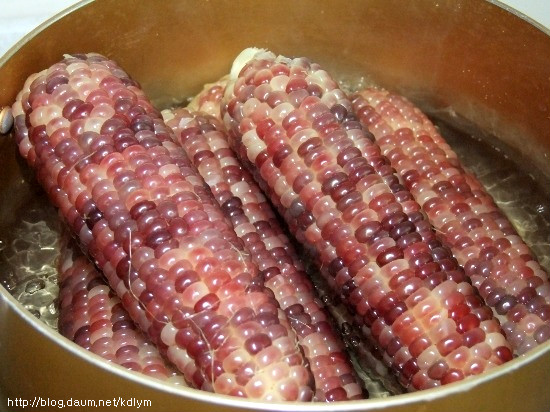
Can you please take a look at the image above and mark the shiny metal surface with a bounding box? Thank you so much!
[0,1,549,411]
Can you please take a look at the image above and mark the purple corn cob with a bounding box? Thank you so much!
[12,53,314,401]
[189,80,404,395]
[352,88,550,354]
[221,48,512,390]
[58,242,186,385]
[163,98,365,401]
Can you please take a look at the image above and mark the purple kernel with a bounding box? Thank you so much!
[381,211,408,231]
[321,172,348,195]
[330,104,348,122]
[168,217,188,237]
[272,144,292,167]
[397,232,423,249]
[131,115,154,132]
[289,199,306,218]
[62,99,84,119]
[129,200,156,220]
[486,287,506,307]
[402,358,419,380]
[297,211,314,230]
[194,293,220,312]
[112,320,135,332]
[385,302,407,324]
[355,221,382,243]
[46,75,69,94]
[85,206,104,229]
[145,228,171,248]
[244,333,271,355]
[342,120,362,130]
[386,338,402,356]
[256,312,279,327]
[463,328,485,347]
[341,279,357,298]
[102,119,128,136]
[517,287,537,304]
[328,257,344,276]
[441,369,464,385]
[73,325,91,349]
[174,270,199,293]
[534,324,550,344]
[336,146,362,168]
[389,221,416,240]
[428,360,449,380]
[285,303,304,316]
[115,344,139,358]
[69,102,93,121]
[325,387,348,402]
[114,98,134,114]
[231,307,255,326]
[115,258,130,279]
[535,304,550,321]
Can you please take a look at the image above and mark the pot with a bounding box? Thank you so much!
[0,1,549,411]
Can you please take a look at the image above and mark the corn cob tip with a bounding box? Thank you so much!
[230,47,272,79]
[160,109,175,122]
[187,76,229,114]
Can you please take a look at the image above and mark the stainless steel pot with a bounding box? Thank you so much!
[1,1,549,411]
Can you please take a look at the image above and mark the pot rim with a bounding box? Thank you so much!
[488,0,550,34]
[2,289,550,409]
[0,0,549,78]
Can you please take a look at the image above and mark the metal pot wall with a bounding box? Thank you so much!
[0,1,549,411]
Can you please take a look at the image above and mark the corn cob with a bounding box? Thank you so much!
[12,53,314,401]
[352,88,550,355]
[189,80,402,396]
[222,48,512,390]
[189,80,406,395]
[58,241,186,385]
[163,99,365,400]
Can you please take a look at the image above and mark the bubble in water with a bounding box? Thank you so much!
[12,238,32,253]
[23,208,51,225]
[0,265,16,291]
[24,305,41,319]
[0,197,62,331]
[47,301,58,316]
[25,278,46,295]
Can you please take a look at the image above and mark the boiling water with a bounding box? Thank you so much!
[0,198,62,330]
[0,116,549,396]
